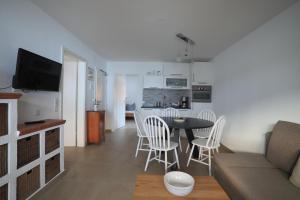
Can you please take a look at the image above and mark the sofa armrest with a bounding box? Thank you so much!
[265,132,272,156]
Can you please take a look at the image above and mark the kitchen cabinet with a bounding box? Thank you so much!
[164,76,190,89]
[163,63,190,77]
[178,109,193,117]
[191,62,214,85]
[140,108,193,118]
[143,75,163,89]
[140,108,162,117]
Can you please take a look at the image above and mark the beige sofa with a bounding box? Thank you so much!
[213,121,300,200]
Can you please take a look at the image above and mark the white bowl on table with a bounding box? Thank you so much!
[164,171,195,196]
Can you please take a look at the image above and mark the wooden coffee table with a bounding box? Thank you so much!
[134,174,229,200]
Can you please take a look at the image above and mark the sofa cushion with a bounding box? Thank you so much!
[213,153,275,168]
[267,121,300,174]
[290,156,300,188]
[218,166,300,200]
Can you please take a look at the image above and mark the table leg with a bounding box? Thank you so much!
[171,128,180,170]
[185,129,199,158]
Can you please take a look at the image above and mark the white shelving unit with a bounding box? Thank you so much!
[0,93,65,200]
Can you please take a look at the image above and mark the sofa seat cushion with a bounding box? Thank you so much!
[220,166,300,200]
[213,153,275,168]
[267,121,300,174]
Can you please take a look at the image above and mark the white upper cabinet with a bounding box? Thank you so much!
[163,63,190,77]
[191,62,214,85]
[143,75,163,89]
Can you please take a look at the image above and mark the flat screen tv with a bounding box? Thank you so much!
[12,48,62,91]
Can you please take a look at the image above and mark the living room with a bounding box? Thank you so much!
[0,0,300,200]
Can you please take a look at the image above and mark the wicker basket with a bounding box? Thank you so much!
[45,128,60,154]
[0,184,8,200]
[0,103,8,136]
[17,165,40,200]
[0,144,8,177]
[17,135,40,169]
[45,154,60,183]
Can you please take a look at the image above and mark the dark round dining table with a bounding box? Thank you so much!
[161,117,214,169]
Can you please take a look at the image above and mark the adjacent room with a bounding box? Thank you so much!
[0,0,300,200]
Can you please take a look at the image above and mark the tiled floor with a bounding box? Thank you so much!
[32,121,224,200]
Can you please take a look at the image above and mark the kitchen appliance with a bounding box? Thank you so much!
[192,85,212,102]
[164,76,189,89]
[180,96,189,108]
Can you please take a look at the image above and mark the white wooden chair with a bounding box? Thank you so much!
[160,107,182,152]
[161,107,180,118]
[134,110,149,157]
[143,115,180,173]
[186,116,226,175]
[185,109,217,153]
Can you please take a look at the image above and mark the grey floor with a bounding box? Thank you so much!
[32,120,221,200]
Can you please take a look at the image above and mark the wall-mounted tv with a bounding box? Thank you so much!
[12,48,62,92]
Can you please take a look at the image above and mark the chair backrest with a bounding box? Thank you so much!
[197,109,217,122]
[143,115,171,149]
[134,110,146,137]
[206,116,226,148]
[161,107,180,118]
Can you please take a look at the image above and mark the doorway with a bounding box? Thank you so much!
[113,75,126,129]
[125,75,140,124]
[62,50,87,147]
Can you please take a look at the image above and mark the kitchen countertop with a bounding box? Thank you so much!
[141,106,191,110]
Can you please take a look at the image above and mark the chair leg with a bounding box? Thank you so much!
[200,147,203,159]
[185,144,189,153]
[165,151,168,173]
[178,136,182,152]
[159,151,162,163]
[174,149,180,169]
[187,144,195,167]
[208,149,212,176]
[135,137,141,158]
[140,138,144,148]
[144,149,152,172]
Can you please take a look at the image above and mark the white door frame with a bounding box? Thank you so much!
[61,48,87,147]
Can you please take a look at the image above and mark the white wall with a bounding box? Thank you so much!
[212,1,300,153]
[125,75,140,105]
[0,0,106,123]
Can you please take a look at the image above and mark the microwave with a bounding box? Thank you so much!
[164,76,189,89]
[192,85,212,102]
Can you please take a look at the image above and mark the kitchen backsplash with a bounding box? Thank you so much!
[143,88,191,107]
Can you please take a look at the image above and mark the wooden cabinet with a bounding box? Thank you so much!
[0,93,65,200]
[191,62,214,85]
[87,111,105,144]
[163,63,190,77]
[0,103,8,137]
[143,75,163,89]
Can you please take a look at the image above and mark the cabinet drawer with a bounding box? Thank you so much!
[17,135,40,169]
[0,144,8,177]
[0,103,8,136]
[0,184,8,200]
[17,165,40,200]
[45,128,60,154]
[45,154,60,183]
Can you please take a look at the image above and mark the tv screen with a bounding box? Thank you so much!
[12,48,62,91]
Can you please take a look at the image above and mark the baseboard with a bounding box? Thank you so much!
[220,143,234,153]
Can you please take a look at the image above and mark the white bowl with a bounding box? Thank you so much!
[164,171,195,196]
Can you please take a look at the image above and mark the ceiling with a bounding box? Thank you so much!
[31,0,298,61]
